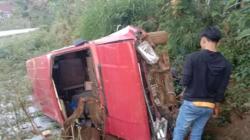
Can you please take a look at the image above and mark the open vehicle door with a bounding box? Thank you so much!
[26,55,65,124]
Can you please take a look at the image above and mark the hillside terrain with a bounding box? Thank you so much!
[0,0,250,139]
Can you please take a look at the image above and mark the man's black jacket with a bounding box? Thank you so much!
[182,49,232,103]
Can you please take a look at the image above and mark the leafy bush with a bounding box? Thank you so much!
[160,0,250,110]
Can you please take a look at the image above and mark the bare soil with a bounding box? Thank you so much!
[207,112,250,140]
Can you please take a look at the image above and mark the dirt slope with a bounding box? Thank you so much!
[208,112,250,140]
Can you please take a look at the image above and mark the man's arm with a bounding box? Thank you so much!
[215,63,232,102]
[181,54,193,86]
[213,63,232,118]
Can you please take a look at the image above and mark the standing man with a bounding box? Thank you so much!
[173,26,232,140]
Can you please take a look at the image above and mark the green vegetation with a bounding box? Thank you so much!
[78,0,250,118]
[0,31,61,139]
[79,0,162,39]
[0,0,250,138]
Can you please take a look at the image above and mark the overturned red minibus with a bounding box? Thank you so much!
[26,26,177,140]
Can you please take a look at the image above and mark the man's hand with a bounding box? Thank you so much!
[213,103,220,118]
[176,88,185,101]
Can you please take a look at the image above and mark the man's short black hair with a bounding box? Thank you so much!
[200,26,222,43]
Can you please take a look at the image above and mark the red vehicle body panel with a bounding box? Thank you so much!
[26,26,151,140]
[96,41,150,140]
[26,55,65,124]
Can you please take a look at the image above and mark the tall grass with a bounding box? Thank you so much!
[0,30,61,139]
[79,0,164,39]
